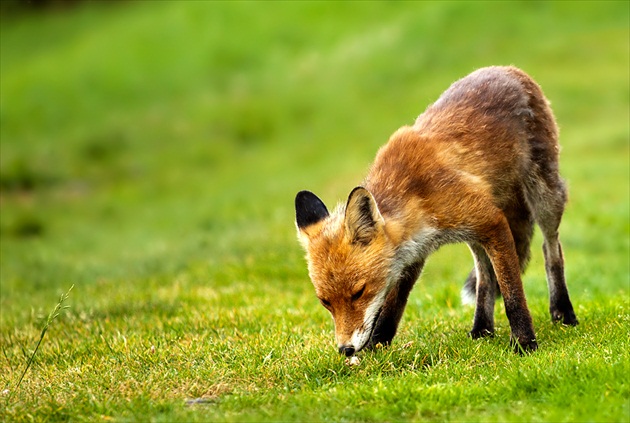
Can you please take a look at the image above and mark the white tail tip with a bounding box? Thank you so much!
[461,288,476,306]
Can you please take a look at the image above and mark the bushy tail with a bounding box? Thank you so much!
[461,270,477,306]
[461,269,502,306]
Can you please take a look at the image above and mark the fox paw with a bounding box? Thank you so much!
[551,309,579,326]
[469,328,495,339]
[511,337,538,355]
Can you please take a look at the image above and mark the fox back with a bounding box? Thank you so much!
[295,66,577,357]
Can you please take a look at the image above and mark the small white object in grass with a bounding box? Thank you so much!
[345,356,360,366]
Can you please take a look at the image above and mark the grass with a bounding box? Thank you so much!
[1,1,629,421]
[9,285,73,401]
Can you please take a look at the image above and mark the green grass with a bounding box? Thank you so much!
[1,1,628,421]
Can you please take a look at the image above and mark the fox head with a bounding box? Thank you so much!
[295,187,399,356]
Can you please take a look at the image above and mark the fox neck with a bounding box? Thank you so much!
[374,199,437,290]
[361,198,436,349]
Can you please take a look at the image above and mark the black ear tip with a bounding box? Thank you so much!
[295,190,329,229]
[295,190,315,203]
[295,190,322,209]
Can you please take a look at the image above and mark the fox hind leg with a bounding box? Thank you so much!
[467,243,498,339]
[528,177,578,326]
[463,193,534,311]
[466,194,536,342]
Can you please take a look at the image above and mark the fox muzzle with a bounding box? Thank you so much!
[338,345,356,357]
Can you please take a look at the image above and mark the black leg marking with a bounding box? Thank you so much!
[368,261,423,348]
[544,242,578,325]
[468,243,497,339]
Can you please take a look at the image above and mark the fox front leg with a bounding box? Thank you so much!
[368,261,423,348]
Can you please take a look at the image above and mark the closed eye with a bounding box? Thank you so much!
[319,298,331,308]
[351,285,365,302]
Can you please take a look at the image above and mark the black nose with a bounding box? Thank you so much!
[338,345,355,357]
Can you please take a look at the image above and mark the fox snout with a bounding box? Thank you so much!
[335,303,385,355]
[338,345,355,357]
[334,326,371,357]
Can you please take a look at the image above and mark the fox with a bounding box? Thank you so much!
[294,66,578,357]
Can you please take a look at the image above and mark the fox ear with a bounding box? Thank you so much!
[345,187,384,245]
[295,190,329,231]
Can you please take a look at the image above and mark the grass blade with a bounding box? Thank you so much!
[9,285,74,399]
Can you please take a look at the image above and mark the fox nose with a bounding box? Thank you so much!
[338,345,355,357]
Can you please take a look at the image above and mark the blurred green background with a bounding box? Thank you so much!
[1,0,628,321]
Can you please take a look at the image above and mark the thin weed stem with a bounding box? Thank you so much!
[7,285,74,401]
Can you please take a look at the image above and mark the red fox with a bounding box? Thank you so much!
[295,66,578,356]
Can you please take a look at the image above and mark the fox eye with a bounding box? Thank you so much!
[319,298,331,308]
[351,285,366,302]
